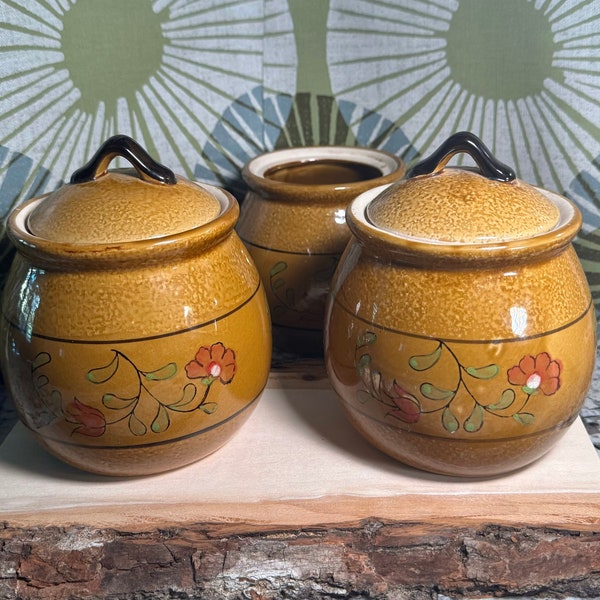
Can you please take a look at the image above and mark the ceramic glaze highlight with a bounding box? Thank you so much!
[324,132,596,477]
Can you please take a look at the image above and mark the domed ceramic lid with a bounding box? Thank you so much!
[26,135,221,244]
[366,132,561,244]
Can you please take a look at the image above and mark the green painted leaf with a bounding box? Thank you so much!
[513,412,535,425]
[409,345,442,371]
[87,353,119,384]
[464,404,485,432]
[49,390,62,408]
[272,277,285,290]
[32,352,51,371]
[144,362,177,381]
[200,402,218,414]
[442,407,459,433]
[102,394,136,410]
[168,383,198,410]
[128,413,147,436]
[270,261,287,277]
[356,353,371,375]
[35,374,49,389]
[356,332,377,347]
[151,405,170,433]
[420,383,454,401]
[466,364,499,380]
[488,389,516,410]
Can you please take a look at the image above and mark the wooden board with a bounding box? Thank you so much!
[1,366,600,599]
[1,369,599,530]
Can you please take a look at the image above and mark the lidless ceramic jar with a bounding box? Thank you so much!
[0,136,272,476]
[238,146,405,356]
[325,131,596,477]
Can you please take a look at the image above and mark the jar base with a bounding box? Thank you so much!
[340,398,576,478]
[29,402,259,477]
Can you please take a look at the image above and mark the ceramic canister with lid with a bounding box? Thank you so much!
[324,131,596,477]
[0,135,272,476]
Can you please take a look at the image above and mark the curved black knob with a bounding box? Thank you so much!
[70,135,177,185]
[406,131,516,182]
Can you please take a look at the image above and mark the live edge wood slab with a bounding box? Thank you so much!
[1,357,600,600]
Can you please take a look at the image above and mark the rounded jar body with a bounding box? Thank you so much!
[238,146,404,356]
[326,237,595,477]
[325,133,596,477]
[1,183,271,476]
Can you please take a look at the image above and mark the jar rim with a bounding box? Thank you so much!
[7,183,239,268]
[242,146,405,200]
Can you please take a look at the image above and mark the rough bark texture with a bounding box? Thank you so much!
[1,520,600,600]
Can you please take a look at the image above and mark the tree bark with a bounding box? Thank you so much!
[2,520,600,600]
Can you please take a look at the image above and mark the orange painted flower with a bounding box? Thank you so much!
[185,342,236,384]
[507,352,561,396]
[389,383,421,424]
[64,398,106,437]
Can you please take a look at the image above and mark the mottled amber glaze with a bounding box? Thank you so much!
[238,146,405,356]
[1,182,271,476]
[367,169,561,243]
[325,180,596,478]
[27,170,222,244]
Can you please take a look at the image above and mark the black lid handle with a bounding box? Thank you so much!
[70,135,177,185]
[406,131,516,182]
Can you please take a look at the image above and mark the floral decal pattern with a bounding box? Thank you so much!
[507,353,561,397]
[64,398,107,438]
[29,342,236,439]
[268,258,338,322]
[185,342,237,385]
[355,332,562,434]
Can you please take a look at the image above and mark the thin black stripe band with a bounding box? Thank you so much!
[4,281,263,345]
[32,390,262,451]
[333,296,594,344]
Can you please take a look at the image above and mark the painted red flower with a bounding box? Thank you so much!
[185,342,236,384]
[388,383,421,424]
[507,352,561,396]
[64,398,106,437]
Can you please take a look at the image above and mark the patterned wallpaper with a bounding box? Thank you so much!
[1,0,600,306]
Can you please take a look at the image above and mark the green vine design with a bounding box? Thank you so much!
[269,258,338,319]
[87,350,212,436]
[408,340,531,433]
[355,332,561,434]
[29,352,63,428]
[26,343,235,439]
[269,261,297,318]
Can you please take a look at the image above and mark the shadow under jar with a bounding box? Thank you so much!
[238,146,405,357]
[324,131,596,478]
[0,136,272,476]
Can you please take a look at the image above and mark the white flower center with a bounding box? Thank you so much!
[526,372,541,389]
[209,362,221,378]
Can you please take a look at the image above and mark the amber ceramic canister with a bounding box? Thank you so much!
[238,146,405,356]
[324,131,596,478]
[0,135,272,476]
